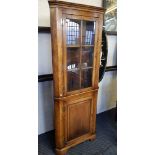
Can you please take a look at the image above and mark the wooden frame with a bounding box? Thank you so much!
[48,1,105,155]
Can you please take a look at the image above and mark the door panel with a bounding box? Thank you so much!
[65,98,93,142]
[82,20,95,46]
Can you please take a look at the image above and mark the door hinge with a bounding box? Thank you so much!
[61,18,65,26]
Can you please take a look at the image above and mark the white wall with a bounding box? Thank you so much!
[38,0,117,135]
[38,33,53,134]
[38,0,103,27]
[38,0,50,27]
[38,81,54,134]
[38,33,52,75]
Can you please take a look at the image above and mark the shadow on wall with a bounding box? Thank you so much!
[38,81,54,135]
[112,38,117,66]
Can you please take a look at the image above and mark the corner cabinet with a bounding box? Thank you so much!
[48,1,105,155]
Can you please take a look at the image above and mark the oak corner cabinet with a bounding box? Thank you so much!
[48,1,105,154]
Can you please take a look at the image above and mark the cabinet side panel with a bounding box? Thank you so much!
[50,7,63,97]
[92,91,98,134]
[93,15,103,88]
[54,100,65,148]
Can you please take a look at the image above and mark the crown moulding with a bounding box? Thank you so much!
[48,0,106,13]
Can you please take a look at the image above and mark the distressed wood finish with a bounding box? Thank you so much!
[48,1,105,155]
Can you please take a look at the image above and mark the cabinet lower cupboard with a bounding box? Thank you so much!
[48,1,105,154]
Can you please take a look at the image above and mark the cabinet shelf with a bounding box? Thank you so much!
[67,45,80,48]
[67,45,94,48]
[81,66,93,70]
[67,66,93,72]
[67,68,80,72]
[82,45,94,47]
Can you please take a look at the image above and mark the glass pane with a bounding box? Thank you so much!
[66,19,81,92]
[81,68,92,88]
[82,21,95,45]
[66,19,95,91]
[66,19,81,45]
[67,70,80,91]
[81,47,93,68]
[67,47,80,70]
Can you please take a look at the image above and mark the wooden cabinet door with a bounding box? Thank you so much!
[64,96,94,144]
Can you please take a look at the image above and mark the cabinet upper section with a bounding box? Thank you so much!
[49,1,105,97]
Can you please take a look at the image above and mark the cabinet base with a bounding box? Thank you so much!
[55,134,96,155]
[89,136,96,141]
[55,148,67,155]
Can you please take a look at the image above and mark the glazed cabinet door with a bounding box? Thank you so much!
[62,15,100,95]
